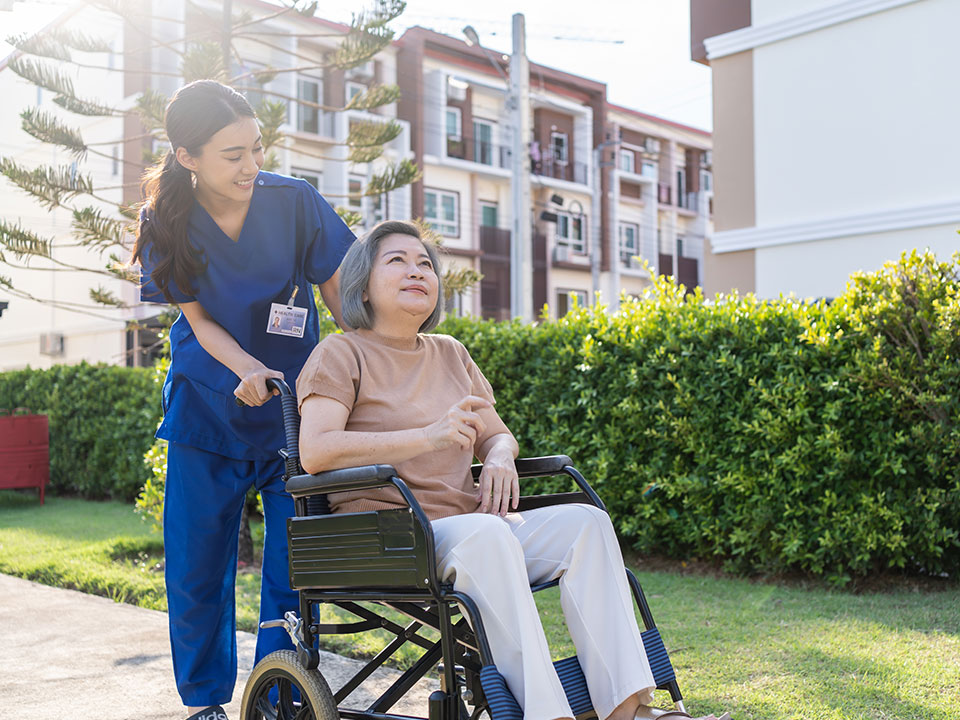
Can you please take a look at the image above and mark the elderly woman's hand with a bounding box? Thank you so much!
[477,444,520,516]
[424,395,491,451]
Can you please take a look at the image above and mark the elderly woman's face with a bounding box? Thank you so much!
[364,233,439,324]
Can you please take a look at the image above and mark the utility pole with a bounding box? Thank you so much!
[222,0,233,75]
[509,13,532,323]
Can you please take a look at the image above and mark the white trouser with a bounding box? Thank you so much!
[432,503,656,720]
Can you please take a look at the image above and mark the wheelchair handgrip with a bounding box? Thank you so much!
[233,377,294,406]
[285,464,404,499]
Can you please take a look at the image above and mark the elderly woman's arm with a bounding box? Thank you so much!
[299,394,493,474]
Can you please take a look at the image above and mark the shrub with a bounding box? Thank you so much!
[439,250,960,583]
[0,362,162,500]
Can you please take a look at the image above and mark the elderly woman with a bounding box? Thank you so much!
[296,221,727,720]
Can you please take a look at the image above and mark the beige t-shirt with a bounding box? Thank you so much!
[296,329,513,520]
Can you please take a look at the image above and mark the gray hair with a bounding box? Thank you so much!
[340,220,445,333]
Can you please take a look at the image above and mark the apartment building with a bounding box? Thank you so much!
[607,104,713,299]
[397,26,714,320]
[691,0,959,298]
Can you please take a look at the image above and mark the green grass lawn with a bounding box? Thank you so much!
[2,491,958,719]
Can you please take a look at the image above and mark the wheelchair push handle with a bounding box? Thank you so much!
[234,378,302,477]
[233,377,292,407]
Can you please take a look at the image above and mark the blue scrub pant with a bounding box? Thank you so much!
[164,441,299,707]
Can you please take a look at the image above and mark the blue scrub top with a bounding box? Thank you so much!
[139,171,355,460]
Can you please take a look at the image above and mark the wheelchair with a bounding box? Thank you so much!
[240,379,686,720]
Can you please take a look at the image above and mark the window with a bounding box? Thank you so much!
[348,175,364,210]
[370,192,385,226]
[551,132,568,165]
[424,188,459,237]
[618,222,639,266]
[445,107,462,141]
[556,211,585,254]
[480,202,498,228]
[473,119,494,166]
[619,149,635,174]
[297,76,321,134]
[346,80,366,105]
[700,169,713,192]
[676,168,687,208]
[641,160,657,179]
[111,146,119,177]
[556,289,588,317]
[239,62,267,111]
[292,169,321,190]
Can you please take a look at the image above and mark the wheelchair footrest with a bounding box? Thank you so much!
[479,656,596,720]
[641,627,677,688]
[478,634,677,720]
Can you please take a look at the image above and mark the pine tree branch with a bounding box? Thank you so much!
[52,93,119,117]
[181,42,227,83]
[71,207,130,254]
[345,83,401,112]
[366,159,421,195]
[0,219,52,261]
[21,108,87,158]
[0,219,122,279]
[347,118,403,148]
[8,56,75,96]
[135,89,169,135]
[50,27,113,54]
[256,99,287,152]
[0,157,93,210]
[0,277,131,320]
[6,32,72,61]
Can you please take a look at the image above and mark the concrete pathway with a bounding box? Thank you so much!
[0,573,437,720]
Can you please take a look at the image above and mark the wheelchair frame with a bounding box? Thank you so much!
[242,379,685,720]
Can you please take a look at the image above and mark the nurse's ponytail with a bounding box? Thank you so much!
[132,80,255,303]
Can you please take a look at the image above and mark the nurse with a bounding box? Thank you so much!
[132,80,354,720]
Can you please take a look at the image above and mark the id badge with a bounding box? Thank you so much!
[266,303,307,338]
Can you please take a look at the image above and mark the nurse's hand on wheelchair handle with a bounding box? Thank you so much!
[477,446,520,516]
[234,366,285,407]
[423,395,490,452]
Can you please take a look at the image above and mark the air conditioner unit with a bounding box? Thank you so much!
[447,77,468,101]
[39,332,64,357]
[644,137,661,154]
[553,245,570,263]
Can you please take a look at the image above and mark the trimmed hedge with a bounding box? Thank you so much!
[0,362,162,501]
[440,250,960,584]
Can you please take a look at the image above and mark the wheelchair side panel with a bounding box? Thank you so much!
[288,509,432,590]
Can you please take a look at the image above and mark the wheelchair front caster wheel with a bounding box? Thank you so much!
[241,649,337,720]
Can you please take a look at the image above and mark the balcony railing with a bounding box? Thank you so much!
[678,191,700,212]
[445,135,510,169]
[534,157,588,185]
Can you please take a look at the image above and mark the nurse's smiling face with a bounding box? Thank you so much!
[363,233,439,334]
[176,117,264,205]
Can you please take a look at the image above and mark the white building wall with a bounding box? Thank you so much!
[752,0,959,228]
[755,222,959,299]
[709,0,960,298]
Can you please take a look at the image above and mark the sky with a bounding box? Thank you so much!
[1,0,714,131]
[330,0,714,131]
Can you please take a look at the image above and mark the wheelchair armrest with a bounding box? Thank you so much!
[285,464,401,499]
[470,455,573,481]
[471,454,606,512]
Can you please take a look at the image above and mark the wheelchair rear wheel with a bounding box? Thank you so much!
[241,649,337,720]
